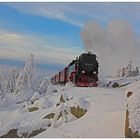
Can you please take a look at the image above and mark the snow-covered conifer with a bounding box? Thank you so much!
[31,74,43,91]
[135,66,139,76]
[37,77,49,95]
[23,54,34,88]
[1,80,8,95]
[126,61,132,77]
[7,68,19,92]
[15,54,34,95]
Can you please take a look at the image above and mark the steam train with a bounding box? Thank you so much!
[51,52,99,87]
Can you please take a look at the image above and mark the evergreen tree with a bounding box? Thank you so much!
[7,68,19,92]
[37,76,49,95]
[15,54,34,95]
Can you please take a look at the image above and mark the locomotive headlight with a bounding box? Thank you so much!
[93,71,96,74]
[82,70,85,74]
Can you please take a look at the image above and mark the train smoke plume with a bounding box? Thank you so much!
[81,20,140,76]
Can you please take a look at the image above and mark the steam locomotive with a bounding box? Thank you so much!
[51,52,99,87]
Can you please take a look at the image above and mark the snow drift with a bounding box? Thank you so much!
[125,80,140,137]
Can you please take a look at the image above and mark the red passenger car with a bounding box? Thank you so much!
[55,73,60,83]
[59,67,68,84]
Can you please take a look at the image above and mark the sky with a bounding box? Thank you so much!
[0,2,140,76]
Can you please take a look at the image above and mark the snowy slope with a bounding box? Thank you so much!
[36,86,126,138]
[1,75,140,138]
[0,84,127,138]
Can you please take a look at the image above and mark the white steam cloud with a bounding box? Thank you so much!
[81,20,140,76]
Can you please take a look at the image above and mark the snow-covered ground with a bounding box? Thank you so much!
[0,65,140,138]
[0,82,127,138]
[36,86,126,138]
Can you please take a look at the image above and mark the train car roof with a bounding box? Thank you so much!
[79,53,96,59]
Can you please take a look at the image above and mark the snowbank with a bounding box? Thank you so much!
[125,80,140,137]
[106,76,140,88]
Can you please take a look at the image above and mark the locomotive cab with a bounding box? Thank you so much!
[78,52,98,75]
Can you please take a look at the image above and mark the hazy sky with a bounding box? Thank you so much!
[0,3,140,75]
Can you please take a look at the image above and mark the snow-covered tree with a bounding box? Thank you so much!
[116,62,139,78]
[0,80,8,100]
[37,76,49,95]
[135,66,139,76]
[31,74,43,91]
[23,54,34,88]
[0,69,9,101]
[116,69,122,77]
[126,61,132,77]
[15,54,34,95]
[7,68,19,93]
